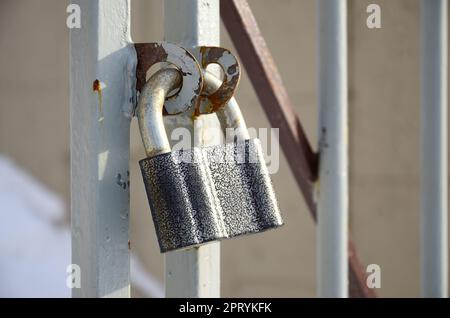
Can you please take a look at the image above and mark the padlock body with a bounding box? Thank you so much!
[140,139,283,253]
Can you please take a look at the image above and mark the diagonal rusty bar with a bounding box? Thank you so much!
[221,0,376,298]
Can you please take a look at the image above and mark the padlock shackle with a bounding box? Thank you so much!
[137,68,182,157]
[137,69,249,157]
[204,71,250,141]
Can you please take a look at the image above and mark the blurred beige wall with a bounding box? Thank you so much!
[0,0,449,297]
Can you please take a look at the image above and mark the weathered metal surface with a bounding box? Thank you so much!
[134,42,203,115]
[70,0,133,298]
[221,0,376,298]
[194,46,241,115]
[137,68,182,158]
[140,138,283,253]
[204,71,250,140]
[135,43,241,118]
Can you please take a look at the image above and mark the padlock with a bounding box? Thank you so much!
[137,50,283,253]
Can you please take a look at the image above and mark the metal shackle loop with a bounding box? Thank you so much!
[137,68,182,158]
[194,46,241,115]
[203,71,250,140]
[137,70,243,158]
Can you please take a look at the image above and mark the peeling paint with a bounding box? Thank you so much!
[134,42,203,115]
[98,150,109,180]
[116,173,128,190]
[196,47,241,114]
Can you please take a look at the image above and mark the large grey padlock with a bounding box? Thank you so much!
[137,68,283,253]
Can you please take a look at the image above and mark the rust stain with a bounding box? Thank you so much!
[134,43,239,117]
[134,43,169,92]
[199,47,241,113]
[135,42,207,116]
[200,46,225,69]
[93,79,104,122]
[191,96,203,121]
[208,73,239,112]
[191,112,199,121]
[93,79,101,92]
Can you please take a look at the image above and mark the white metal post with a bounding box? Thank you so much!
[421,0,448,298]
[70,0,135,297]
[163,0,221,297]
[317,0,349,298]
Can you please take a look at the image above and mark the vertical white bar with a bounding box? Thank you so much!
[70,0,135,297]
[317,0,349,298]
[421,0,448,298]
[163,0,221,297]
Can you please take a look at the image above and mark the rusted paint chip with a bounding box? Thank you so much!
[92,79,101,92]
[134,42,203,115]
[92,79,104,122]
